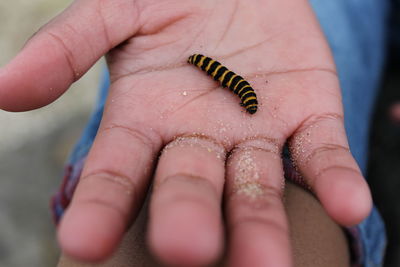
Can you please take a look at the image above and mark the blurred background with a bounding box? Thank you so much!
[0,1,100,266]
[0,1,399,267]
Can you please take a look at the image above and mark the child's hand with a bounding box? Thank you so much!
[0,0,372,266]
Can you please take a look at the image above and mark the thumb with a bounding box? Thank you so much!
[0,0,139,111]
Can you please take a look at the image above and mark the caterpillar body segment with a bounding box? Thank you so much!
[187,54,258,114]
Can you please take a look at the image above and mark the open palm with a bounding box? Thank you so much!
[0,0,372,266]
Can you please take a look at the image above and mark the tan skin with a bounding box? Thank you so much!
[58,182,351,267]
[0,0,371,266]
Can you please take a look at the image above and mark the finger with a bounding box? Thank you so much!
[57,117,162,262]
[148,135,226,267]
[289,113,372,226]
[225,138,292,267]
[0,0,139,111]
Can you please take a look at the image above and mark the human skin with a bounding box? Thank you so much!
[0,0,371,266]
[58,182,351,267]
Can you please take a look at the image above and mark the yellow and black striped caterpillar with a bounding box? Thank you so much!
[187,54,258,114]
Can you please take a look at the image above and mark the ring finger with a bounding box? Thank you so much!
[224,137,291,267]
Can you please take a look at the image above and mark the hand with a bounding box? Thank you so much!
[0,0,372,266]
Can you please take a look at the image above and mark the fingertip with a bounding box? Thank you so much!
[315,168,372,226]
[148,202,223,267]
[228,222,292,267]
[0,63,66,111]
[57,204,126,262]
[0,67,21,112]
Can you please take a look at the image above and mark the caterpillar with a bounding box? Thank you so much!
[187,54,258,114]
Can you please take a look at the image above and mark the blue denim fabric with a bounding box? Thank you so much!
[68,68,109,165]
[310,0,389,267]
[63,1,390,266]
[310,0,389,173]
[309,1,389,266]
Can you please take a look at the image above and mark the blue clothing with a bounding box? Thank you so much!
[52,1,392,266]
[310,1,389,265]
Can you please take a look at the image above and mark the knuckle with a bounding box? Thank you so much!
[305,143,350,164]
[81,170,136,194]
[297,144,360,185]
[297,112,344,133]
[315,165,361,180]
[45,29,79,81]
[162,134,226,160]
[78,170,138,220]
[230,182,283,201]
[100,123,160,152]
[289,112,348,167]
[231,215,288,235]
[229,188,287,233]
[79,170,137,196]
[231,136,283,157]
[80,197,129,221]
